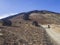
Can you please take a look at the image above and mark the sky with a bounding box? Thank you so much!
[0,0,60,19]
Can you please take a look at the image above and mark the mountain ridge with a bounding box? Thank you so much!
[1,10,60,20]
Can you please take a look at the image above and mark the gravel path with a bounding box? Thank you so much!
[41,25,60,45]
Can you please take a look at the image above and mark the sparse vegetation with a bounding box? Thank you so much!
[0,20,3,26]
[19,22,21,24]
[23,13,30,20]
[2,19,12,26]
[32,21,39,26]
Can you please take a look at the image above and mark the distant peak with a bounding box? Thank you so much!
[27,10,60,14]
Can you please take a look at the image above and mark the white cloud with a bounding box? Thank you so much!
[0,13,17,19]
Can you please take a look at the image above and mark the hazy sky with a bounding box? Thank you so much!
[0,0,60,18]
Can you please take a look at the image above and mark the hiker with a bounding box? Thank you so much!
[48,25,50,28]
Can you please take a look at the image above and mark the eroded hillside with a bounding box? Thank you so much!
[0,10,60,45]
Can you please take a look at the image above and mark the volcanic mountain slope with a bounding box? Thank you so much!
[2,10,60,25]
[0,10,60,45]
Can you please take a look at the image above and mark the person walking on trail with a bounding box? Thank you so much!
[48,25,50,28]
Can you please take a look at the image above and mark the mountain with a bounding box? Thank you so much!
[0,10,60,45]
[1,10,60,25]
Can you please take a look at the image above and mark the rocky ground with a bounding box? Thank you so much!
[0,24,53,45]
